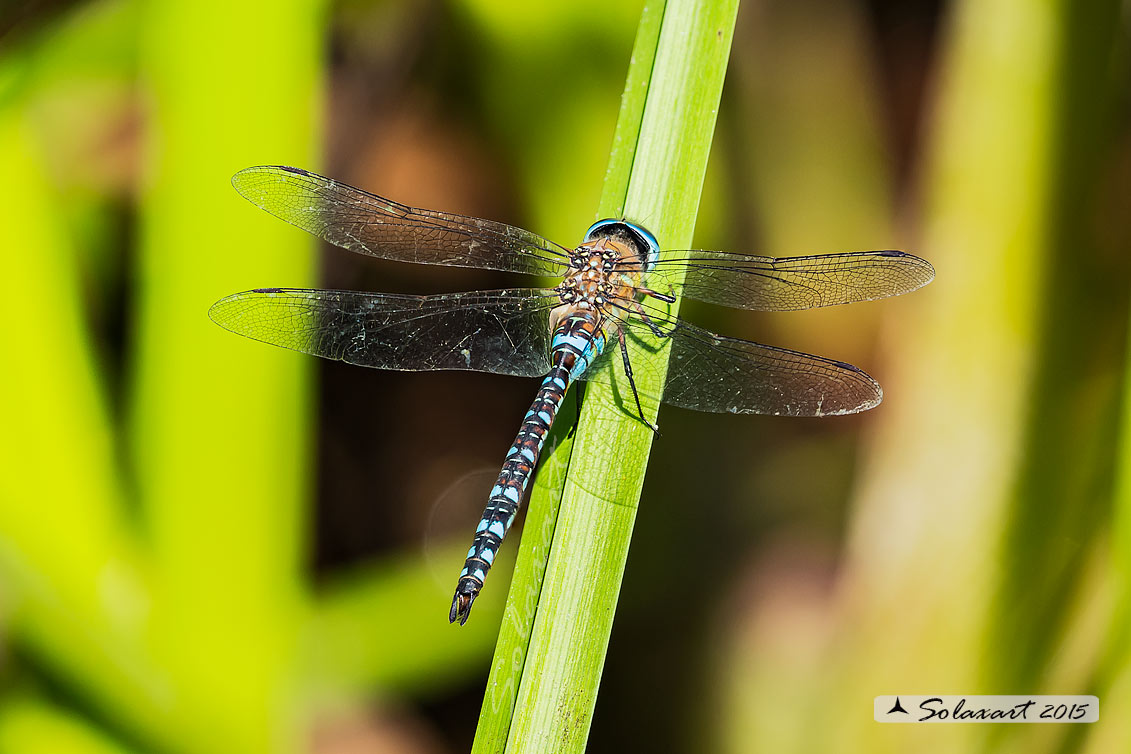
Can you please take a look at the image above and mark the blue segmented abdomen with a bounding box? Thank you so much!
[553,321,606,380]
[449,310,607,624]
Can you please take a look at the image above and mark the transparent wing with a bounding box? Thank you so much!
[232,166,572,276]
[209,288,559,377]
[640,249,934,311]
[584,315,881,416]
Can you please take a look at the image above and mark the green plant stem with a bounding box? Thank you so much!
[471,1,739,751]
[469,8,667,750]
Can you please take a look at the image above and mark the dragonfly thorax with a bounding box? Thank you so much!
[555,237,642,316]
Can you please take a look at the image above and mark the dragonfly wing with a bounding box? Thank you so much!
[642,249,934,311]
[232,166,571,277]
[209,288,558,377]
[583,316,881,416]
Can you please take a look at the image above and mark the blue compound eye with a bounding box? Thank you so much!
[583,218,617,242]
[584,219,660,268]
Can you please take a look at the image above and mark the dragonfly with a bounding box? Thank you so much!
[210,165,934,625]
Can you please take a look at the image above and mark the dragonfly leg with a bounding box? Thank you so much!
[618,327,659,434]
[570,382,585,436]
[632,298,682,340]
[638,286,676,304]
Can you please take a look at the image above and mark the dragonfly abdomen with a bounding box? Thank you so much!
[449,365,570,624]
[449,310,606,625]
[550,308,609,379]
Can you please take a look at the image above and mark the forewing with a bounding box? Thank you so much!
[642,249,934,311]
[209,288,558,377]
[232,166,571,276]
[583,316,882,416]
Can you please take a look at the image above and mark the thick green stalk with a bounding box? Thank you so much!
[470,1,739,751]
[134,0,324,750]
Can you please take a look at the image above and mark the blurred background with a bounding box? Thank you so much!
[1,0,1130,752]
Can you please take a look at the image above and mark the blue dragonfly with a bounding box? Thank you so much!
[210,166,934,624]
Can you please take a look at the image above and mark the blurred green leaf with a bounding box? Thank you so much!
[0,697,137,754]
[308,537,510,698]
[0,96,170,747]
[715,0,1128,751]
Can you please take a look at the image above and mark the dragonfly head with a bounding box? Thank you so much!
[584,219,660,271]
